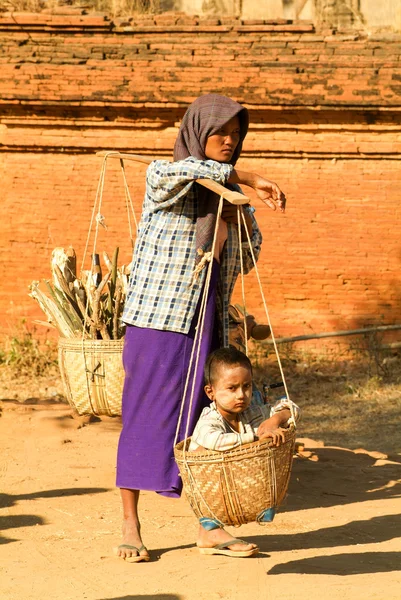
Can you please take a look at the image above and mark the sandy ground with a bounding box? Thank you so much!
[0,396,400,600]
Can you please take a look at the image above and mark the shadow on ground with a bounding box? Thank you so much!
[283,445,401,512]
[268,551,401,575]
[0,486,109,544]
[249,513,401,554]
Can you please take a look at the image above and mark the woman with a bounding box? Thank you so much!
[116,93,286,562]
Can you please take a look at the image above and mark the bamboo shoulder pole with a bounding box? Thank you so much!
[96,151,250,206]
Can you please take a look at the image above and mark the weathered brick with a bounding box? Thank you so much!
[1,13,401,346]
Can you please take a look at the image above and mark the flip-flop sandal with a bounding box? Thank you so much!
[115,543,150,563]
[198,538,259,558]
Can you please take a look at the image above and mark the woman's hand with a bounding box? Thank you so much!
[228,169,286,213]
[254,176,286,213]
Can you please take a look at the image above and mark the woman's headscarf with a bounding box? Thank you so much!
[173,94,249,264]
[174,93,249,165]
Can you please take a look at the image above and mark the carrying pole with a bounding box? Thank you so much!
[96,151,250,206]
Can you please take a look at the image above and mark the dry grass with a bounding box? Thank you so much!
[0,321,63,405]
[1,325,400,455]
[252,337,401,455]
[0,320,57,377]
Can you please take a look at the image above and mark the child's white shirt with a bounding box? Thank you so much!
[189,397,300,452]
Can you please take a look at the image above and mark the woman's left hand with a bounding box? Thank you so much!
[254,176,286,213]
[228,169,287,213]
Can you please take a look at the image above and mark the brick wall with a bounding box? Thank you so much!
[1,10,401,347]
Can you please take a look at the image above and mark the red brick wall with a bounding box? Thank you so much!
[1,11,401,345]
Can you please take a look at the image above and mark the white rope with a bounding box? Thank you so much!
[119,158,139,245]
[237,206,248,356]
[82,152,139,273]
[173,200,296,528]
[189,250,213,286]
[239,210,297,428]
[173,196,224,455]
[79,154,110,415]
[79,152,139,414]
[81,154,108,274]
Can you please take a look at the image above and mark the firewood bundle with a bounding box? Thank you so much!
[29,246,130,340]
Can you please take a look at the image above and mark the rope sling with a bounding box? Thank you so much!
[172,193,297,527]
[58,153,137,417]
[91,152,298,526]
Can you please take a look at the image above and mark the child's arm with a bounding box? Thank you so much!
[256,397,300,446]
[190,419,255,452]
[256,410,291,447]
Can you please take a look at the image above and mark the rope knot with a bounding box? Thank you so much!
[189,249,212,287]
[96,212,107,230]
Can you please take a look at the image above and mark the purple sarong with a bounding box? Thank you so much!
[116,261,219,498]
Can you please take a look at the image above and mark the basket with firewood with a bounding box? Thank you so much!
[29,245,130,416]
[29,153,139,416]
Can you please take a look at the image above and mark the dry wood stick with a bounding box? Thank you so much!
[29,282,75,338]
[52,264,84,328]
[108,247,119,319]
[74,292,95,335]
[91,272,112,339]
[98,322,111,341]
[112,283,123,340]
[96,151,249,206]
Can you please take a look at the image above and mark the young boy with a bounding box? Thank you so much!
[190,347,300,453]
[191,347,300,557]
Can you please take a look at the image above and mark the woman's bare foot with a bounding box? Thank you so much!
[197,525,258,554]
[115,517,149,562]
[115,488,150,562]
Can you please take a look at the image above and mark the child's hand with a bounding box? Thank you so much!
[258,427,287,446]
[257,416,287,446]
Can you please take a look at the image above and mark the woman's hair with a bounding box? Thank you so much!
[205,347,252,386]
[174,93,249,165]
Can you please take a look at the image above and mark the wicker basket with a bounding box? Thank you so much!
[58,338,125,416]
[174,427,296,526]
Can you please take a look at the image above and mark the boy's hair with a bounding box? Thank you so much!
[204,347,252,386]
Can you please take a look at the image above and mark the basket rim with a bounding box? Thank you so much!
[58,337,125,348]
[174,427,296,463]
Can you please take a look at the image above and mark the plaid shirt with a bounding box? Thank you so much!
[123,157,262,342]
[189,397,300,452]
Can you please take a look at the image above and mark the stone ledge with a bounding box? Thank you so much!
[0,12,314,34]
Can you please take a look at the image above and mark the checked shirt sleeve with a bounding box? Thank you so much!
[146,157,233,209]
[240,205,262,274]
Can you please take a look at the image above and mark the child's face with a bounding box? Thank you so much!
[205,363,253,419]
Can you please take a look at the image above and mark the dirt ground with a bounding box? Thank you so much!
[1,367,400,600]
